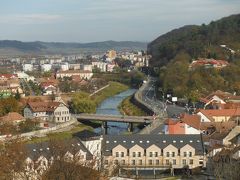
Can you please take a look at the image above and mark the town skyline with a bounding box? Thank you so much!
[0,0,239,42]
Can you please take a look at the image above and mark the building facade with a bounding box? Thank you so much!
[102,134,205,169]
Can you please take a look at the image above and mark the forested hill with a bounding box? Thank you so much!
[148,14,240,67]
[0,40,147,55]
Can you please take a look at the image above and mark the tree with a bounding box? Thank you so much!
[0,97,21,116]
[71,92,97,113]
[0,139,29,180]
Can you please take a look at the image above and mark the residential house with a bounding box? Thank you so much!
[24,100,70,123]
[0,112,25,125]
[40,82,57,95]
[164,114,201,135]
[21,138,94,180]
[197,108,240,122]
[102,134,205,169]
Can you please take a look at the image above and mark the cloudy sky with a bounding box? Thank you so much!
[0,0,239,42]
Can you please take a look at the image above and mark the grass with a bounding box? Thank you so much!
[91,81,129,105]
[119,96,147,116]
[27,123,93,144]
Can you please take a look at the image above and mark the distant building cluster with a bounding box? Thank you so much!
[189,58,229,69]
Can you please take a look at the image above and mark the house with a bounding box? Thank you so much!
[24,100,70,123]
[40,82,57,95]
[22,138,94,179]
[199,90,240,109]
[164,114,201,135]
[0,112,25,125]
[102,134,205,169]
[189,59,229,70]
[197,108,240,122]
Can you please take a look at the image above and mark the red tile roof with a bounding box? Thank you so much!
[0,74,18,79]
[27,101,61,112]
[180,114,201,130]
[0,112,25,122]
[199,108,240,117]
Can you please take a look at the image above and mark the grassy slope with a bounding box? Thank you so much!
[119,96,147,116]
[91,81,129,106]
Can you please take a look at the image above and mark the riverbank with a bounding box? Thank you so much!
[91,81,129,106]
[27,123,93,144]
[119,96,147,116]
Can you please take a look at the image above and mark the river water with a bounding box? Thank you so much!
[94,89,138,135]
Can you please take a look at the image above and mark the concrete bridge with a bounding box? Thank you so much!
[73,114,154,134]
[73,114,154,123]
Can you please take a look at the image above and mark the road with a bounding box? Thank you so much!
[138,77,186,134]
[142,77,185,118]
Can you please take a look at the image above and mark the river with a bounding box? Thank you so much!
[94,89,138,135]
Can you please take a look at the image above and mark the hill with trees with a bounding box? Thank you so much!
[0,40,147,55]
[148,14,240,67]
[148,14,240,100]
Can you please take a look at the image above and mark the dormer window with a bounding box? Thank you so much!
[131,141,134,143]
[139,141,143,143]
[123,140,126,143]
[190,140,193,143]
[106,141,109,144]
[173,140,176,143]
[114,141,117,143]
[146,140,150,143]
[180,140,183,143]
[163,140,166,143]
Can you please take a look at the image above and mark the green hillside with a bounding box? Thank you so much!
[148,14,240,67]
[148,14,240,100]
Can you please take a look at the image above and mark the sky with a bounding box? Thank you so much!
[0,0,239,42]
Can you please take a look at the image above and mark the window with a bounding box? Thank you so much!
[148,159,153,165]
[166,160,169,165]
[121,160,125,165]
[114,160,118,164]
[172,152,175,157]
[139,160,142,165]
[138,152,141,157]
[105,160,108,165]
[156,160,159,165]
[190,159,193,165]
[149,152,153,157]
[189,152,192,157]
[182,159,187,165]
[173,159,176,165]
[121,152,124,157]
[116,152,119,157]
[133,152,136,157]
[184,152,187,157]
[166,152,170,157]
[155,152,158,157]
[132,160,135,165]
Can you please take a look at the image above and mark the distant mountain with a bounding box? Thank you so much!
[0,40,147,55]
[148,14,240,67]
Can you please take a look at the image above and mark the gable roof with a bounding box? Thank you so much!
[102,134,204,156]
[199,108,240,118]
[27,101,62,112]
[0,112,25,122]
[180,114,201,130]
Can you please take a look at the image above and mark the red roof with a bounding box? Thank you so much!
[199,108,240,117]
[27,101,61,112]
[0,74,18,79]
[0,112,25,123]
[180,114,201,130]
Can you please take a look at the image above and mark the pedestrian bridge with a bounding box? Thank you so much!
[73,114,154,123]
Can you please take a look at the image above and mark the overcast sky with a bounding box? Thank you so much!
[0,0,239,42]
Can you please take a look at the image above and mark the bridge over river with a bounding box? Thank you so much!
[73,113,155,134]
